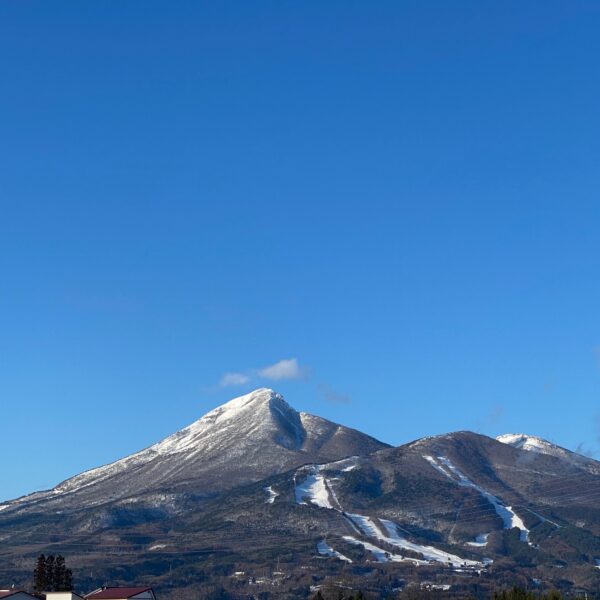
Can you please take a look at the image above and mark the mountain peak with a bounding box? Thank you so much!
[2,389,387,510]
[496,433,598,469]
[205,387,283,419]
[198,388,282,423]
[496,432,566,456]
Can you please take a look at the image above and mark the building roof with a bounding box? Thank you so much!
[0,592,35,600]
[85,589,152,600]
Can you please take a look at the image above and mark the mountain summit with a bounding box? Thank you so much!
[1,393,599,597]
[4,388,388,512]
[497,432,599,473]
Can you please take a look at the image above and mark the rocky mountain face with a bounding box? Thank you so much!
[0,390,599,599]
[1,388,387,514]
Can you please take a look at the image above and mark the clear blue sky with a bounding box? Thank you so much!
[1,1,599,501]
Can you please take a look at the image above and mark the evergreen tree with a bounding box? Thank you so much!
[33,554,47,593]
[33,554,73,592]
[45,555,56,591]
[54,555,73,591]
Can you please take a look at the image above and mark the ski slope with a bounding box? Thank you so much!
[294,466,334,509]
[423,455,530,542]
[317,540,352,563]
[296,462,486,568]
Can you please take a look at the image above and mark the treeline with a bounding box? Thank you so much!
[33,554,73,593]
[311,587,583,600]
[493,588,566,600]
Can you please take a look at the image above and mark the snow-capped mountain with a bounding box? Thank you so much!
[1,393,599,598]
[2,388,387,512]
[497,433,600,474]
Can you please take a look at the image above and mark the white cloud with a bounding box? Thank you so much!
[258,358,303,381]
[219,372,251,387]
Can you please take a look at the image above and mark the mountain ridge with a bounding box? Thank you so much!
[0,390,599,598]
[0,388,389,511]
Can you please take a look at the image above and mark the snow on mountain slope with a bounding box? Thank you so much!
[2,389,387,511]
[294,466,336,509]
[294,459,486,568]
[424,455,530,542]
[497,433,600,474]
[317,540,352,563]
[264,486,279,504]
[497,433,574,458]
[423,455,529,542]
[379,519,484,567]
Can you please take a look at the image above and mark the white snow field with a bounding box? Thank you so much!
[296,462,486,568]
[380,519,483,567]
[264,486,279,504]
[342,535,427,564]
[496,434,600,475]
[294,466,334,509]
[316,540,352,563]
[347,514,385,538]
[423,455,530,542]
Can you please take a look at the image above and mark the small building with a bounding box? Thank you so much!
[46,592,86,600]
[85,589,155,600]
[0,591,38,600]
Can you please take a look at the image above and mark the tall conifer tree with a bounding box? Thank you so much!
[33,554,47,593]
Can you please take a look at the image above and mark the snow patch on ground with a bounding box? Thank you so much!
[466,533,490,547]
[297,461,485,569]
[295,466,334,509]
[342,535,426,564]
[149,544,166,550]
[347,513,484,567]
[264,486,279,504]
[0,505,9,512]
[317,540,352,563]
[380,519,484,567]
[347,514,385,538]
[424,455,530,542]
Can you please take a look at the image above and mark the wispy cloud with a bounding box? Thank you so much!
[258,358,304,381]
[217,358,305,387]
[219,372,251,387]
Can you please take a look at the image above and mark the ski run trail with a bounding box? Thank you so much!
[423,455,530,543]
[264,486,279,504]
[293,463,488,568]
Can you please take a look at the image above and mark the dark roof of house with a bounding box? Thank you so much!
[0,592,35,600]
[85,589,152,600]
